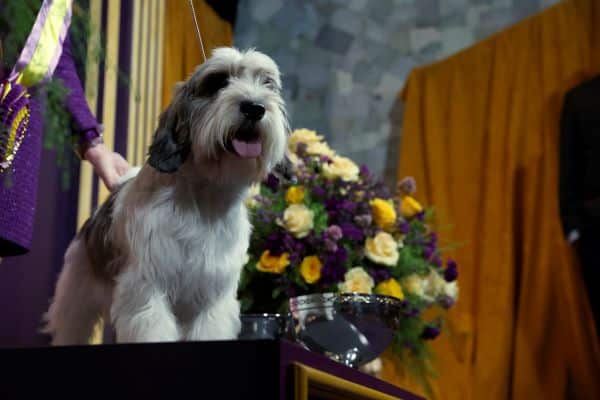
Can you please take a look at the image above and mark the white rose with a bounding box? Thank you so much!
[442,281,459,301]
[423,270,446,301]
[364,232,400,267]
[288,128,323,152]
[322,156,360,182]
[338,267,375,294]
[401,274,426,297]
[278,204,314,238]
[306,141,336,157]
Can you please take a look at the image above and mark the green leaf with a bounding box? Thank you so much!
[272,286,283,299]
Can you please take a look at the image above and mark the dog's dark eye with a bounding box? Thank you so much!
[262,77,277,90]
[202,72,229,96]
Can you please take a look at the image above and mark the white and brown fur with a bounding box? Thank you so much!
[43,48,289,344]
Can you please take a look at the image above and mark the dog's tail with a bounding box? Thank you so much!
[42,239,109,345]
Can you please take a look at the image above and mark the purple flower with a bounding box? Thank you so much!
[339,200,357,213]
[321,248,348,285]
[354,214,372,228]
[325,197,339,211]
[266,232,285,255]
[255,195,272,207]
[421,324,441,340]
[437,295,455,309]
[415,211,426,221]
[368,267,392,284]
[359,164,372,179]
[444,259,458,282]
[399,222,411,234]
[432,255,443,267]
[400,302,421,318]
[320,155,333,164]
[373,183,392,199]
[397,177,417,195]
[256,209,275,224]
[312,186,327,199]
[423,245,435,260]
[264,174,280,192]
[428,232,438,246]
[325,225,343,241]
[339,223,364,242]
[325,238,338,253]
[305,234,320,248]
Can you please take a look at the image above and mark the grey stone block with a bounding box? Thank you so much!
[315,26,355,55]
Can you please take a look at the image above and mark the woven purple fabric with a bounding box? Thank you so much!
[0,36,100,256]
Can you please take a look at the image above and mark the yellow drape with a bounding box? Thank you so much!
[383,0,600,399]
[161,0,233,109]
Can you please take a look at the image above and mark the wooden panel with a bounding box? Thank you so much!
[76,0,102,229]
[97,0,120,204]
[294,363,403,400]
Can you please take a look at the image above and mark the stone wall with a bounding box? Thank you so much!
[235,0,559,183]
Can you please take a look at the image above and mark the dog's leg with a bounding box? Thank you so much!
[111,272,180,343]
[186,293,241,341]
[43,240,109,345]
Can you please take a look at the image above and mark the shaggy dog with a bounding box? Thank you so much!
[44,48,288,344]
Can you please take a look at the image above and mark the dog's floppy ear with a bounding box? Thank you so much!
[148,88,190,173]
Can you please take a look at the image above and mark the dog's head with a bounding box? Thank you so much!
[148,47,289,183]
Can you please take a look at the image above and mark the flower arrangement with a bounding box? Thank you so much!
[239,128,459,385]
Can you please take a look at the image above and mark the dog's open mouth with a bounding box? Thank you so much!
[229,124,262,158]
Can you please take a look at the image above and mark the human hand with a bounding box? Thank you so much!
[84,143,130,191]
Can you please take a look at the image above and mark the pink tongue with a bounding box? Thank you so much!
[232,139,262,158]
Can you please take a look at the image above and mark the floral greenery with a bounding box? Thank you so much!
[239,128,460,393]
[1,0,115,189]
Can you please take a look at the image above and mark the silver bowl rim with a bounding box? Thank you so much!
[289,292,404,311]
[240,313,288,319]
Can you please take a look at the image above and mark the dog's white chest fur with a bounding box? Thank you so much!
[115,181,251,329]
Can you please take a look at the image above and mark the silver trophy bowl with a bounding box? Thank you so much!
[238,313,292,340]
[289,293,403,368]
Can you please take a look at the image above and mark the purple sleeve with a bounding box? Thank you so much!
[53,34,103,156]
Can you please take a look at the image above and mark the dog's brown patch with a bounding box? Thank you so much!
[79,184,126,282]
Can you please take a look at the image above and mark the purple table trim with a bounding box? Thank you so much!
[279,340,424,400]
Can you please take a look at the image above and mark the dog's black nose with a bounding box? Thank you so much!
[240,101,266,121]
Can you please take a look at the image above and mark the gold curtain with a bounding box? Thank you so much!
[382,0,600,398]
[161,0,233,109]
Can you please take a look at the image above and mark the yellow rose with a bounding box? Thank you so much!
[375,278,404,300]
[365,232,400,267]
[300,256,323,284]
[370,198,397,231]
[339,267,375,294]
[306,141,336,157]
[285,186,305,204]
[288,128,323,152]
[401,274,425,297]
[278,204,314,238]
[322,156,360,182]
[400,196,423,218]
[256,250,290,274]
